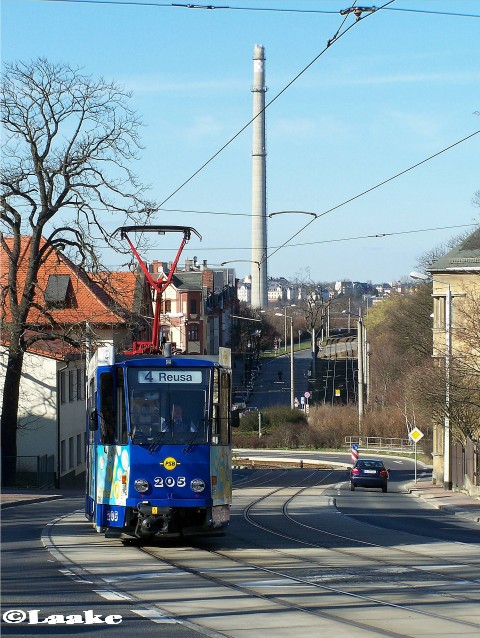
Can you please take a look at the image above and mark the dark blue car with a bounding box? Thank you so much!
[350,459,389,492]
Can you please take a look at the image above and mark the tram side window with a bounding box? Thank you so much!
[99,372,115,445]
[219,371,230,445]
[116,368,127,445]
[212,369,220,445]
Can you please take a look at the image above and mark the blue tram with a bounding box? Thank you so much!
[85,345,239,539]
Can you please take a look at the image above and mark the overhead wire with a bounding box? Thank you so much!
[107,222,479,255]
[264,129,480,264]
[40,0,480,19]
[156,1,395,207]
[28,0,480,269]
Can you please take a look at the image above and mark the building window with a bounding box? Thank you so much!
[44,274,76,310]
[76,368,84,401]
[61,440,66,472]
[60,371,66,404]
[187,323,199,341]
[77,433,83,465]
[69,437,74,469]
[190,298,197,315]
[69,370,75,402]
[164,299,172,312]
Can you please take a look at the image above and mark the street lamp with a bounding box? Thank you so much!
[343,309,365,436]
[275,312,295,409]
[410,271,452,490]
[268,210,318,219]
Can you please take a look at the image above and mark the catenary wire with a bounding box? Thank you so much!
[156,1,395,207]
[103,222,479,269]
[40,1,480,19]
[264,129,480,264]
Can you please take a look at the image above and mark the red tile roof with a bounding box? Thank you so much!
[1,236,144,327]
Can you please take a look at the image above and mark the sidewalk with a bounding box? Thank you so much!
[405,476,480,524]
[1,489,69,509]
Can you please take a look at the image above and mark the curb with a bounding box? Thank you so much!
[1,494,63,509]
[406,485,480,524]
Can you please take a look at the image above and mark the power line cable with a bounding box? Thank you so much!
[40,0,480,19]
[156,1,395,207]
[264,129,480,264]
[106,222,478,256]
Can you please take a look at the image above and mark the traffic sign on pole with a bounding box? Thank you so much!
[408,428,424,483]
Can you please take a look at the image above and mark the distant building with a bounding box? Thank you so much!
[335,280,354,296]
[149,259,237,355]
[238,277,252,304]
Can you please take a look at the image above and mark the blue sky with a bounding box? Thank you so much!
[2,0,479,283]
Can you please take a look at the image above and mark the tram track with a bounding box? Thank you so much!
[239,467,480,570]
[138,468,480,636]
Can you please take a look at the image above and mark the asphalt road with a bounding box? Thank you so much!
[1,499,208,638]
[248,348,313,409]
[3,458,479,637]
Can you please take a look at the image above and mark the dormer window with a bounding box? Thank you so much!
[44,274,76,309]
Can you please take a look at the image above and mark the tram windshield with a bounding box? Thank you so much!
[127,367,209,445]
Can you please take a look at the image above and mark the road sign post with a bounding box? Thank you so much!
[351,443,359,464]
[408,427,424,483]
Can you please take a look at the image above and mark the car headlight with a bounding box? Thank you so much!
[190,478,205,493]
[134,478,149,493]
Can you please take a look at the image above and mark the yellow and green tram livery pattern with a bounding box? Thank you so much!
[96,447,130,505]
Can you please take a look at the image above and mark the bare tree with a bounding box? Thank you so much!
[290,270,331,344]
[1,58,154,481]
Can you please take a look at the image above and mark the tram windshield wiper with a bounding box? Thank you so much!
[148,427,171,452]
[183,420,205,454]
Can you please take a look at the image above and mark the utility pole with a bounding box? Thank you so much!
[290,318,295,410]
[357,309,364,437]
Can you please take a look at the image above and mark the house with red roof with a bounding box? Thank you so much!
[1,236,152,487]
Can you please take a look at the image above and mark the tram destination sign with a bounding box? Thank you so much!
[138,370,203,384]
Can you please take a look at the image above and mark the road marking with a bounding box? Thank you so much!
[243,578,293,587]
[104,571,182,582]
[58,568,93,584]
[132,608,177,624]
[93,590,132,601]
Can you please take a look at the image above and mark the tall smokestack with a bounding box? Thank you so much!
[251,44,268,309]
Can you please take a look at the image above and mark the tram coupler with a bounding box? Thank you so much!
[135,502,173,536]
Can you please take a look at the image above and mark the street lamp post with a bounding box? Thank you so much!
[343,308,365,436]
[357,310,364,436]
[275,312,295,409]
[410,272,452,490]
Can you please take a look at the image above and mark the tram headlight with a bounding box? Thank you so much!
[190,478,205,493]
[134,478,150,493]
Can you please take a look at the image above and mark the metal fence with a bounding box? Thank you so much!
[453,437,479,489]
[345,436,417,453]
[3,455,55,488]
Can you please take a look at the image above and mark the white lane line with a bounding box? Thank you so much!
[132,608,178,624]
[93,590,133,601]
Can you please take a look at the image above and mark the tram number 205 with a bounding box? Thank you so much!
[154,476,186,488]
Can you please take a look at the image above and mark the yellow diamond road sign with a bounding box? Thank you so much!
[409,427,424,443]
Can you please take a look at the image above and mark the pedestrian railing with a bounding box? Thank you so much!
[3,455,55,488]
[345,436,420,453]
